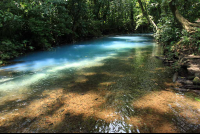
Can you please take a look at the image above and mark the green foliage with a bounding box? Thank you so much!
[154,0,200,72]
[195,97,200,102]
[0,0,74,61]
[0,0,140,62]
[135,13,148,30]
[177,28,200,55]
[0,0,199,64]
[178,0,200,22]
[155,24,181,43]
[191,28,200,53]
[0,39,24,60]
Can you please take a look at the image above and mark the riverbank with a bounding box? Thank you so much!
[155,53,200,95]
[174,55,200,94]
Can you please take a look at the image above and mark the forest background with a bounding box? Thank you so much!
[0,0,200,69]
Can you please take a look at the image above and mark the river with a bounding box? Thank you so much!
[0,34,200,133]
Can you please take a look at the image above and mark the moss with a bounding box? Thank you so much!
[193,77,200,85]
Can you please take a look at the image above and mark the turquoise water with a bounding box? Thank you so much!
[0,34,199,133]
[0,34,155,94]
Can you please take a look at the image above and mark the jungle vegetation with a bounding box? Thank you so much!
[0,0,200,66]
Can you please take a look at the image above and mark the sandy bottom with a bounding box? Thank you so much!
[0,49,200,133]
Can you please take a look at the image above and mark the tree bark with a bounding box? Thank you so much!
[137,0,158,31]
[169,0,200,33]
[130,1,134,27]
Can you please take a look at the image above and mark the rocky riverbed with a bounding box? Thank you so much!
[157,54,200,94]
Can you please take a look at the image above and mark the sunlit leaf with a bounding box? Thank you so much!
[195,97,200,102]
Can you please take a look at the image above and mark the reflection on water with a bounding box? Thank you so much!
[0,34,200,133]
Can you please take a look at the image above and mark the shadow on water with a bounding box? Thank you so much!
[0,36,200,133]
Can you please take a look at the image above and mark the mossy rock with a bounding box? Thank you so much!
[193,77,200,85]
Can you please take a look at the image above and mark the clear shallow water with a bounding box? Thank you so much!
[0,34,200,133]
[0,35,154,93]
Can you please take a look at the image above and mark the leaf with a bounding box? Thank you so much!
[195,97,200,102]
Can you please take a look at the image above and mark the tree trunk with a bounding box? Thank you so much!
[102,0,110,21]
[137,0,158,31]
[169,0,200,33]
[130,2,134,27]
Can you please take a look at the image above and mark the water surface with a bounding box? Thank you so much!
[0,34,199,133]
